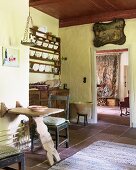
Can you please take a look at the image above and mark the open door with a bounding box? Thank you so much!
[94,48,130,126]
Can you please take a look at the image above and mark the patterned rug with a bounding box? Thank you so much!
[49,141,136,170]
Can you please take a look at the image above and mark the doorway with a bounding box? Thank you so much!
[95,49,130,126]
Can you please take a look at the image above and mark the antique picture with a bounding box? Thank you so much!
[93,19,126,47]
[2,47,19,67]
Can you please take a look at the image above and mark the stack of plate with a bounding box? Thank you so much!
[36,27,47,37]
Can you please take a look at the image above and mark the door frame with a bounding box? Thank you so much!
[91,47,132,127]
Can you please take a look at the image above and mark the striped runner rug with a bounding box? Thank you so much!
[49,141,136,170]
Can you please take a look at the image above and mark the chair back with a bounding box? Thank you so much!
[0,129,19,147]
[0,129,25,170]
[124,97,129,107]
[48,94,70,120]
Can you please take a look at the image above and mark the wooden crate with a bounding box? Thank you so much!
[106,98,116,106]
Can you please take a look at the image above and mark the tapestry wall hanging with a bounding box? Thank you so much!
[96,53,120,99]
[93,19,126,47]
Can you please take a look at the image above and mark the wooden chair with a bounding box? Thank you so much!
[43,95,70,150]
[0,130,25,170]
[120,97,130,116]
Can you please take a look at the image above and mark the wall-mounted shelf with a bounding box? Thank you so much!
[29,61,60,74]
[29,28,61,75]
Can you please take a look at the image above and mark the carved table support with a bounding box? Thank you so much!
[0,102,8,117]
[34,117,60,165]
[7,107,64,166]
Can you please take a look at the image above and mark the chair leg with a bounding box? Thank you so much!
[84,115,86,126]
[120,107,123,116]
[125,108,128,115]
[65,126,69,148]
[77,113,79,124]
[30,126,35,152]
[55,128,59,150]
[30,121,36,152]
[84,115,88,126]
[22,155,25,170]
[18,155,25,170]
[85,115,88,125]
[19,162,21,170]
[18,154,25,170]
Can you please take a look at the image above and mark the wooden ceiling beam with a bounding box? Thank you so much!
[59,9,136,27]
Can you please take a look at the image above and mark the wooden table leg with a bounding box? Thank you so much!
[29,117,36,152]
[33,117,60,166]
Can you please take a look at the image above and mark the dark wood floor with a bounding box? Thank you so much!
[9,113,135,170]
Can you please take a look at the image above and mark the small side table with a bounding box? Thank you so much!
[73,102,93,126]
[77,113,88,126]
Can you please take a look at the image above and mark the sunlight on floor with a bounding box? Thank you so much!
[97,106,130,116]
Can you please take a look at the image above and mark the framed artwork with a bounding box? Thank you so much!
[2,47,19,67]
[93,19,126,47]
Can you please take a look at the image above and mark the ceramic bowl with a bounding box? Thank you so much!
[48,44,54,49]
[35,51,42,58]
[33,64,39,71]
[43,42,48,47]
[39,65,45,72]
[55,42,59,45]
[36,40,43,46]
[73,102,93,115]
[48,54,53,60]
[54,45,58,50]
[53,55,59,61]
[30,50,35,56]
[42,52,48,59]
[52,68,58,74]
[45,65,51,72]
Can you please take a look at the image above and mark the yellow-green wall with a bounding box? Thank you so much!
[59,19,136,126]
[29,8,59,83]
[0,3,59,131]
[59,25,92,102]
[0,0,29,131]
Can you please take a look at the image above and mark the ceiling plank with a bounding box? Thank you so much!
[60,9,136,27]
[104,0,119,10]
[88,0,105,10]
[30,0,136,27]
[30,0,61,6]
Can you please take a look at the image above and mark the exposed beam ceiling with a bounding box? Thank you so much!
[30,0,136,27]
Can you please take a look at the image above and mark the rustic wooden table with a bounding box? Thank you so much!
[8,107,64,166]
